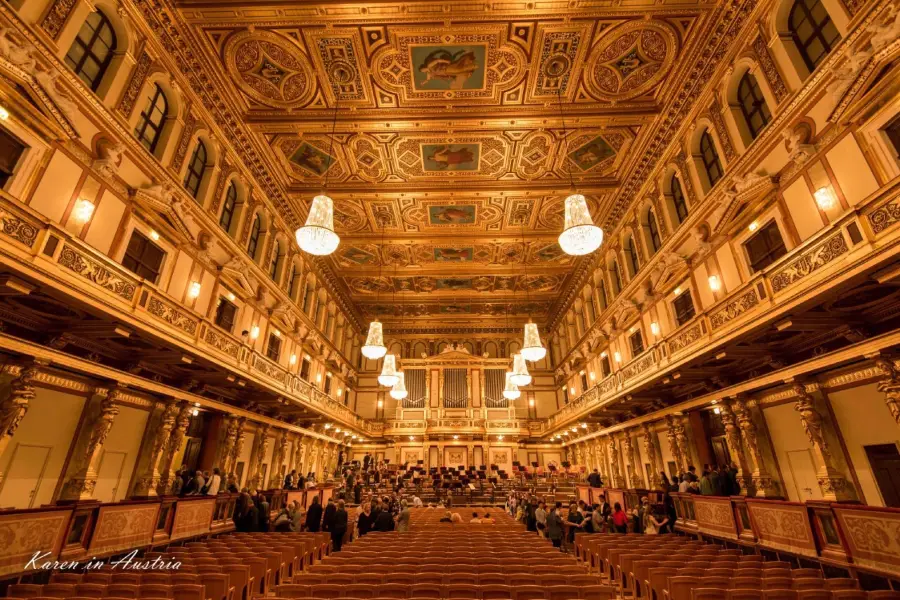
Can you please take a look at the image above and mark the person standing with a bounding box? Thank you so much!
[566,501,583,544]
[357,503,373,537]
[611,502,628,533]
[547,504,564,549]
[322,497,336,532]
[233,492,258,532]
[206,468,222,496]
[397,499,411,532]
[332,499,349,551]
[374,505,395,531]
[306,496,323,532]
[587,469,603,487]
[535,502,547,537]
[255,492,270,532]
[284,470,297,489]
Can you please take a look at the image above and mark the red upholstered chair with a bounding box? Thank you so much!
[581,585,616,600]
[82,572,112,585]
[447,575,478,586]
[276,583,311,597]
[764,579,795,590]
[445,584,480,598]
[416,574,444,586]
[794,580,828,591]
[409,584,443,599]
[792,570,823,580]
[831,593,866,600]
[40,583,76,598]
[546,585,580,600]
[49,573,81,584]
[728,591,764,600]
[140,573,171,585]
[665,576,701,600]
[7,584,44,598]
[137,583,173,598]
[344,584,377,598]
[824,580,859,591]
[692,589,727,600]
[310,584,344,598]
[106,584,140,598]
[481,585,514,600]
[869,593,900,600]
[797,591,832,600]
[377,583,412,599]
[111,573,143,586]
[74,582,107,597]
[515,585,548,600]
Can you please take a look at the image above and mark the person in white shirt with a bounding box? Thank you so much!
[678,474,690,493]
[413,496,423,508]
[469,512,482,523]
[205,468,222,496]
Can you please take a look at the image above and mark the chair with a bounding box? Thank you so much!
[797,591,832,600]
[693,590,727,600]
[482,585,514,600]
[582,585,616,600]
[83,573,112,585]
[112,573,143,586]
[377,583,411,599]
[792,570,822,580]
[764,579,795,590]
[385,574,416,586]
[40,583,76,598]
[311,584,345,598]
[200,573,234,600]
[733,578,763,588]
[729,591,764,600]
[409,584,443,599]
[7,585,43,599]
[49,573,81,584]
[106,584,140,599]
[479,575,507,586]
[447,576,478,586]
[546,585,579,600]
[138,584,173,598]
[141,573,172,585]
[868,593,900,600]
[764,592,797,600]
[763,564,793,571]
[825,581,859,591]
[666,576,701,600]
[416,574,444,586]
[74,582,107,597]
[794,580,828,591]
[276,584,311,597]
[344,584,376,598]
[516,585,549,600]
[831,593,866,600]
[445,583,480,598]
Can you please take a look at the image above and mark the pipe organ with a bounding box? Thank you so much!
[443,368,469,408]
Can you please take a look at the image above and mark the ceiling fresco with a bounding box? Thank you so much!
[174,0,715,327]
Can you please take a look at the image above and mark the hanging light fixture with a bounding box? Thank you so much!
[378,353,399,387]
[555,89,603,256]
[511,353,532,386]
[296,83,341,255]
[390,371,408,400]
[361,219,388,360]
[517,224,546,362]
[503,371,521,400]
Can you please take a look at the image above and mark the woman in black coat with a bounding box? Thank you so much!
[233,493,258,532]
[306,496,323,532]
[322,498,337,532]
[332,500,349,552]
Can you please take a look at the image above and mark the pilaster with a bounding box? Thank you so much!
[0,362,41,488]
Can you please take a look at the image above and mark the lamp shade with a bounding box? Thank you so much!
[361,320,386,359]
[503,371,521,400]
[389,371,408,400]
[521,321,547,362]
[558,193,603,256]
[510,353,532,386]
[378,354,399,387]
[296,194,340,256]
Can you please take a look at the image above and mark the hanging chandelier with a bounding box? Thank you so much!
[503,371,521,400]
[390,371,408,400]
[378,354,399,387]
[555,89,603,257]
[511,353,532,386]
[361,320,386,359]
[296,84,341,256]
[522,321,547,362]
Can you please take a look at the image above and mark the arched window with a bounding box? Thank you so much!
[65,10,116,91]
[585,294,596,323]
[738,73,772,140]
[789,0,840,72]
[134,84,167,153]
[647,208,662,254]
[289,266,301,298]
[700,131,724,187]
[625,237,640,276]
[247,214,262,259]
[220,182,237,232]
[671,174,689,224]
[597,280,608,310]
[611,260,623,294]
[269,242,283,280]
[183,140,207,198]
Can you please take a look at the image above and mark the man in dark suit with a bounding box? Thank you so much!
[373,506,395,532]
[322,497,336,532]
[363,453,371,470]
[587,469,603,487]
[332,499,349,551]
[305,496,323,532]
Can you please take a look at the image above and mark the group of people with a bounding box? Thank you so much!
[282,469,317,490]
[666,464,742,496]
[355,494,411,536]
[172,467,231,496]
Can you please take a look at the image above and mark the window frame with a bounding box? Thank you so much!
[610,260,623,294]
[789,0,841,72]
[671,174,689,224]
[647,208,662,254]
[738,72,772,140]
[300,357,311,381]
[744,220,788,273]
[121,230,166,283]
[64,10,117,92]
[700,130,724,187]
[183,140,207,199]
[269,242,283,281]
[629,330,645,357]
[266,333,282,362]
[247,214,262,259]
[672,290,697,327]
[214,297,238,333]
[626,236,640,276]
[220,182,237,233]
[134,83,168,153]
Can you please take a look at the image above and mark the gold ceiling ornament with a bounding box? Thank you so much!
[555,89,603,256]
[390,371,408,400]
[503,371,521,400]
[510,352,532,386]
[378,353,400,387]
[296,84,341,256]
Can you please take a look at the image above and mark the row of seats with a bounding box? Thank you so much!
[291,574,599,586]
[276,584,614,599]
[5,583,203,599]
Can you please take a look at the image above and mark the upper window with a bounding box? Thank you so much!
[220,182,237,233]
[671,175,689,224]
[0,127,26,189]
[738,73,772,140]
[266,333,282,362]
[625,237,640,277]
[183,141,207,198]
[303,284,315,315]
[65,11,116,92]
[585,294,596,324]
[673,290,696,327]
[324,373,333,395]
[289,267,301,298]
[611,260,623,294]
[647,208,662,254]
[247,214,262,259]
[600,355,612,377]
[700,131,724,187]
[629,331,645,357]
[597,280,608,310]
[300,357,311,381]
[314,299,325,325]
[214,297,238,332]
[122,230,165,282]
[745,221,788,273]
[790,0,841,72]
[269,243,283,281]
[885,115,900,160]
[580,371,589,392]
[134,84,167,153]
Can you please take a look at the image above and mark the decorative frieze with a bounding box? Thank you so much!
[867,198,900,234]
[117,51,153,117]
[770,232,849,294]
[58,244,138,301]
[0,208,39,248]
[39,0,77,40]
[709,287,760,330]
[668,322,703,353]
[751,36,788,104]
[621,351,656,382]
[251,353,287,384]
[203,326,240,359]
[147,296,198,335]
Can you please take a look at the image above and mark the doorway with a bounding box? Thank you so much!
[94,450,127,503]
[865,443,900,507]
[711,437,731,467]
[786,449,822,501]
[0,444,51,508]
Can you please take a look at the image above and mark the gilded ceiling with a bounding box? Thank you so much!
[174,0,716,327]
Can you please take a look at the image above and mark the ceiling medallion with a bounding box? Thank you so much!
[223,29,316,109]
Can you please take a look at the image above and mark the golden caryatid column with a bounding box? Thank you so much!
[227,417,247,489]
[665,414,688,475]
[248,423,271,491]
[268,429,290,489]
[593,438,607,483]
[792,383,855,501]
[875,358,900,425]
[289,433,305,476]
[157,401,192,495]
[606,436,622,488]
[60,384,123,501]
[621,431,644,488]
[0,362,40,488]
[718,400,751,495]
[132,399,180,497]
[641,422,665,490]
[217,416,240,477]
[732,396,777,497]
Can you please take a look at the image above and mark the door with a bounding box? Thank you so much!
[786,449,822,501]
[865,443,900,507]
[0,444,51,508]
[711,437,731,467]
[182,438,202,472]
[94,450,127,503]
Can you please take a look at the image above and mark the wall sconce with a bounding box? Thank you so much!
[748,221,759,233]
[272,329,281,338]
[814,187,836,211]
[614,351,622,363]
[453,435,459,440]
[589,372,596,380]
[570,387,575,395]
[498,435,504,441]
[324,423,332,429]
[409,435,415,441]
[149,230,160,241]
[528,398,535,407]
[708,275,721,293]
[249,325,260,340]
[571,427,578,433]
[290,354,297,366]
[72,198,95,224]
[650,322,660,336]
[713,406,721,415]
[0,106,10,121]
[227,292,236,302]
[316,373,322,383]
[581,423,587,429]
[673,287,682,296]
[335,428,341,433]
[600,351,607,358]
[377,399,384,408]
[191,408,199,416]
[337,388,343,397]
[187,281,201,300]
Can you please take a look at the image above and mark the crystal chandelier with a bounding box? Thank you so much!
[390,371,408,400]
[361,320,386,359]
[295,82,341,257]
[503,371,521,400]
[511,353,532,386]
[521,321,547,362]
[296,194,340,255]
[378,354,399,387]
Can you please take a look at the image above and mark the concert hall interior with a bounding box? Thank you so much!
[0,0,898,597]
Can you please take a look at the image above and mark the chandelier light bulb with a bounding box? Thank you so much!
[814,187,836,211]
[389,371,407,400]
[361,320,387,359]
[558,193,603,256]
[296,194,340,256]
[72,198,96,224]
[521,321,547,362]
[510,353,532,386]
[503,371,521,400]
[378,354,399,387]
